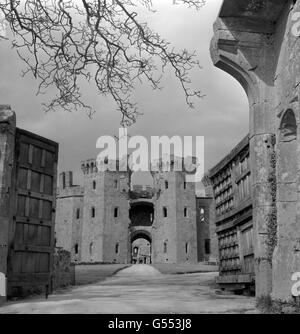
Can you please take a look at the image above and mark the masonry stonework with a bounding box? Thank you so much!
[196,197,213,262]
[211,0,300,301]
[55,157,211,265]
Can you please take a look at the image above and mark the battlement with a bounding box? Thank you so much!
[81,155,198,175]
[81,158,129,175]
[59,171,73,189]
[129,185,155,199]
[151,155,198,174]
[81,158,98,174]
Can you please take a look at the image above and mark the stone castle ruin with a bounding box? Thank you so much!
[55,157,212,265]
[1,0,300,308]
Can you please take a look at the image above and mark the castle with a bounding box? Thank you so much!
[55,157,212,264]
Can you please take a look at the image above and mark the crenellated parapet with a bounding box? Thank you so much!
[81,157,131,175]
[150,155,198,175]
[81,158,98,175]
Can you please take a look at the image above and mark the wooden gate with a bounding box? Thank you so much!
[7,128,58,297]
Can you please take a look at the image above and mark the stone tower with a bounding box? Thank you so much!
[55,171,83,262]
[55,156,208,265]
[151,157,197,263]
[80,159,131,263]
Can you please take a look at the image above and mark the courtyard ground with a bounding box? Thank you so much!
[0,264,257,314]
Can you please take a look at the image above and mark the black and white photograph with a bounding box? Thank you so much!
[0,0,300,319]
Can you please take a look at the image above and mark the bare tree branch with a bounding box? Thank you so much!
[0,0,205,125]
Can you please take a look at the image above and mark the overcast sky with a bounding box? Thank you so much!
[0,0,249,193]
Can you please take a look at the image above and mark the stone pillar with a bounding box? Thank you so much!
[251,133,276,297]
[0,105,16,303]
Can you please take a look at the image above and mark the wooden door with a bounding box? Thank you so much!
[7,128,58,296]
[240,225,254,275]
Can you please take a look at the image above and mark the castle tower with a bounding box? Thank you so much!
[152,157,197,263]
[55,171,84,262]
[80,159,131,263]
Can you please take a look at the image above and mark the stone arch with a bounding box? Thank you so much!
[131,230,152,244]
[210,39,260,106]
[210,17,277,297]
[279,109,297,142]
[130,230,152,264]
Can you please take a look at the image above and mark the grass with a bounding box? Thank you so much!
[74,264,130,285]
[73,262,218,285]
[151,262,218,275]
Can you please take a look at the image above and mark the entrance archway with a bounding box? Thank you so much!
[130,231,152,264]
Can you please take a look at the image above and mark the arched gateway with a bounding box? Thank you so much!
[129,201,153,264]
[56,156,204,266]
[130,231,152,264]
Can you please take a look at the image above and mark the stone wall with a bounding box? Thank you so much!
[56,168,204,264]
[152,171,178,263]
[102,171,130,263]
[271,1,300,300]
[196,197,213,262]
[79,162,131,264]
[176,173,197,263]
[202,176,219,262]
[152,170,198,264]
[52,248,75,290]
[56,159,205,265]
[81,170,106,262]
[55,172,84,262]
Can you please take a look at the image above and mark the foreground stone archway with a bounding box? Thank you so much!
[210,0,300,300]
